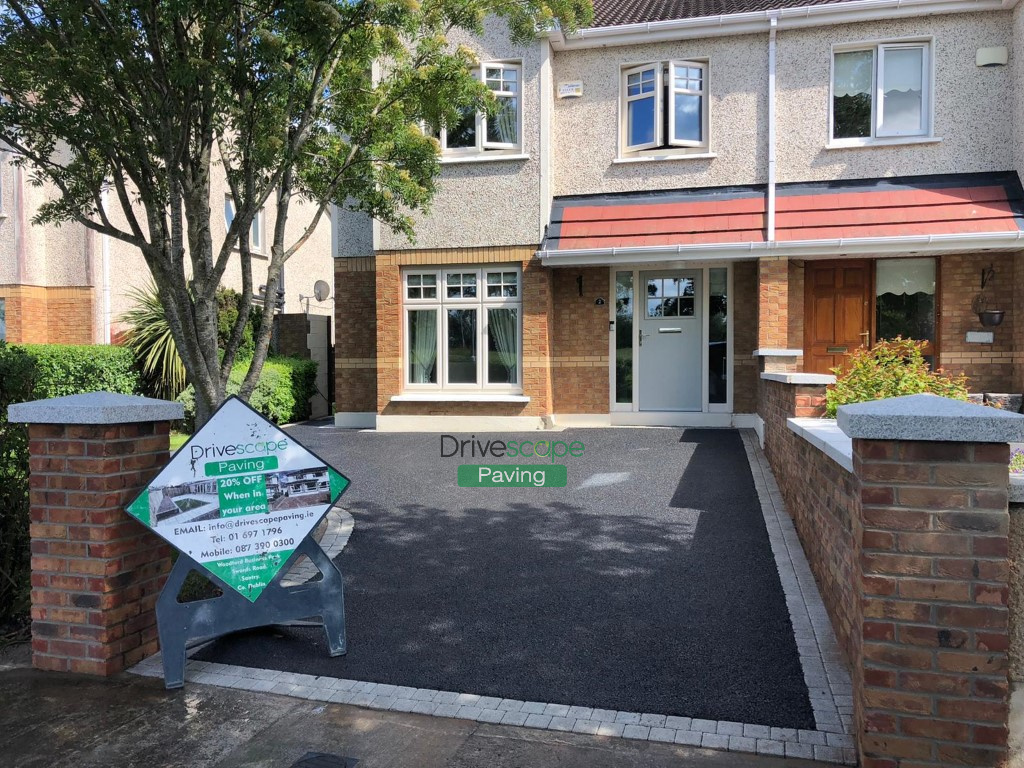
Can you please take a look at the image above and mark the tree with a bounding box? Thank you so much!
[0,0,591,427]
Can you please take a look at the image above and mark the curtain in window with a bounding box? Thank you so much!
[488,308,518,384]
[490,97,518,144]
[409,310,437,383]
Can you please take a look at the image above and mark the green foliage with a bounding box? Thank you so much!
[1010,448,1024,475]
[122,285,260,399]
[177,357,318,432]
[216,289,260,361]
[825,338,969,418]
[121,283,188,399]
[20,344,141,399]
[0,343,36,627]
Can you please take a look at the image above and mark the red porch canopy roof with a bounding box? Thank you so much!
[543,173,1024,252]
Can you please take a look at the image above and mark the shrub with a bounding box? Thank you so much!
[177,356,318,432]
[19,344,141,399]
[0,344,38,628]
[1010,448,1024,475]
[121,284,260,399]
[825,337,968,418]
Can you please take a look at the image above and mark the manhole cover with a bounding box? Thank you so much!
[289,753,358,768]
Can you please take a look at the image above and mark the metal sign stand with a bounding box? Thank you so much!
[156,533,346,689]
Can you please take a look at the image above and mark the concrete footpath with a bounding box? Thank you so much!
[0,657,831,768]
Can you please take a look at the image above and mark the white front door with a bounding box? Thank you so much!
[638,271,703,411]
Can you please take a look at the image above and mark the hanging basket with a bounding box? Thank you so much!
[972,293,1005,327]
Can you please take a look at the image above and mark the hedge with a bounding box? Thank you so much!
[18,343,142,399]
[177,356,318,432]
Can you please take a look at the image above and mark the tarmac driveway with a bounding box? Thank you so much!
[196,427,815,729]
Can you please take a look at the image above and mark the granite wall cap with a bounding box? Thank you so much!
[8,392,184,425]
[760,372,836,385]
[837,393,1024,443]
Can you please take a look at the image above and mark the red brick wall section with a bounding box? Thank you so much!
[759,378,860,665]
[853,439,1010,768]
[28,421,173,675]
[551,267,609,414]
[275,314,310,359]
[758,258,789,349]
[788,260,805,350]
[1014,252,1024,394]
[939,253,1015,393]
[0,285,94,344]
[335,257,377,414]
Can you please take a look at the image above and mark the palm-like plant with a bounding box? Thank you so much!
[120,283,187,399]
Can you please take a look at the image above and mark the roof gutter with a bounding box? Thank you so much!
[554,0,1016,49]
[536,230,1024,266]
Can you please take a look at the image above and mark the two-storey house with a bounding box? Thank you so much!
[336,0,1024,430]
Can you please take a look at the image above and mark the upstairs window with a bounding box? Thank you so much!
[434,62,522,156]
[832,42,931,142]
[621,61,708,155]
[224,196,266,254]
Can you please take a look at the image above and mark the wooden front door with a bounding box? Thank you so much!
[804,260,872,374]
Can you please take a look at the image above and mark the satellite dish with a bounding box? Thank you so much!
[313,280,331,302]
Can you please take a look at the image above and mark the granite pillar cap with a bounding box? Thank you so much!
[837,393,1024,443]
[8,392,183,425]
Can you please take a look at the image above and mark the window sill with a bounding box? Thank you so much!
[440,153,530,165]
[613,152,716,164]
[392,392,530,403]
[826,136,943,150]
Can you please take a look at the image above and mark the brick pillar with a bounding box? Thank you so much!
[758,257,789,350]
[839,395,1021,768]
[9,393,183,676]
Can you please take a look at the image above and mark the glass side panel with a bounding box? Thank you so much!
[615,272,633,404]
[407,309,438,384]
[487,308,518,385]
[447,308,478,384]
[708,268,728,404]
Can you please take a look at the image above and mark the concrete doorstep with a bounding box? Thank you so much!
[0,665,831,768]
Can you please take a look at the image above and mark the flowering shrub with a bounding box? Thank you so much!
[1010,448,1024,475]
[825,338,969,418]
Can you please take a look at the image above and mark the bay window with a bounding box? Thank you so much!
[832,41,931,143]
[621,60,708,155]
[404,267,522,391]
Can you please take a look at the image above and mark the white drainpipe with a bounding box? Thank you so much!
[767,14,778,242]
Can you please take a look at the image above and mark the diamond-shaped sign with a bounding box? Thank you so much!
[126,396,349,602]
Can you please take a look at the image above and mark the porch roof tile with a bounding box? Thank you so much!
[543,172,1024,252]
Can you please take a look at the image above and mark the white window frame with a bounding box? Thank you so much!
[619,60,709,157]
[402,266,523,393]
[830,39,933,145]
[622,63,661,152]
[667,61,708,148]
[434,62,523,157]
[224,195,267,255]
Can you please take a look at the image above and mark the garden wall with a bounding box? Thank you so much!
[759,375,859,665]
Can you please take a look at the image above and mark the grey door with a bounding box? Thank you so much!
[638,271,702,411]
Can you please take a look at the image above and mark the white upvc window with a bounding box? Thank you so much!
[434,62,522,156]
[831,41,932,143]
[620,60,708,155]
[224,195,266,254]
[403,266,522,392]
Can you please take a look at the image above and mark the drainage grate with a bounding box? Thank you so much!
[289,753,358,768]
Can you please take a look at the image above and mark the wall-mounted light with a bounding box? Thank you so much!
[977,47,1008,67]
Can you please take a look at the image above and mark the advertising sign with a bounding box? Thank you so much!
[127,396,349,602]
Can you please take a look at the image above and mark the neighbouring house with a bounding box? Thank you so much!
[334,0,1024,431]
[0,152,335,349]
